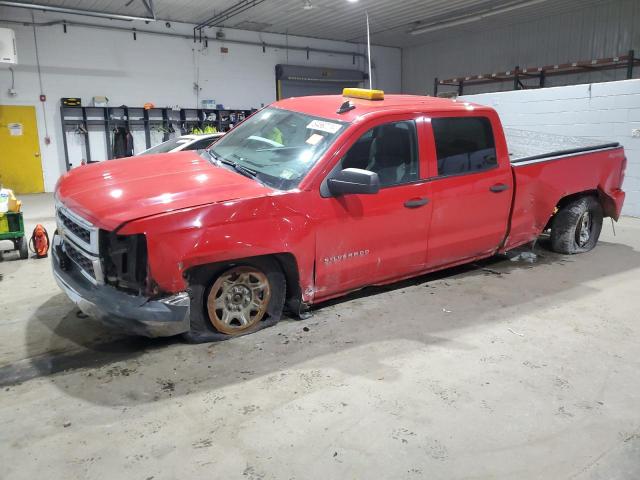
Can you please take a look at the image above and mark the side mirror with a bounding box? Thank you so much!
[327,168,380,196]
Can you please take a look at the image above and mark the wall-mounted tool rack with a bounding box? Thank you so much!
[60,105,254,170]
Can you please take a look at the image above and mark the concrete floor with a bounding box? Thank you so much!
[1,194,639,480]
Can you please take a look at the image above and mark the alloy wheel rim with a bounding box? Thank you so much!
[207,267,271,335]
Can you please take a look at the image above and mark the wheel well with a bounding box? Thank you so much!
[557,190,599,209]
[545,190,600,231]
[185,253,303,311]
[272,253,303,312]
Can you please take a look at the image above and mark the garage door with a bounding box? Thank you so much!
[275,65,367,100]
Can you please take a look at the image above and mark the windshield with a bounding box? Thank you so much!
[209,107,346,190]
[139,137,192,155]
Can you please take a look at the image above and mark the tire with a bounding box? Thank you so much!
[183,257,286,343]
[550,196,603,254]
[18,236,29,260]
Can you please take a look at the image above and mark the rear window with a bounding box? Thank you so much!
[187,137,220,151]
[432,117,497,176]
[139,137,190,155]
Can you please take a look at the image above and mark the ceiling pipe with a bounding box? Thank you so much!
[0,1,157,22]
[195,0,267,30]
[141,0,156,21]
[410,0,548,35]
[0,17,370,63]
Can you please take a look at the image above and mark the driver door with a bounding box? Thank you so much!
[313,115,432,299]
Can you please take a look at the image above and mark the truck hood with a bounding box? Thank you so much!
[56,151,273,230]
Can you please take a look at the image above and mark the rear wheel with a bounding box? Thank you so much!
[550,196,603,254]
[18,237,28,260]
[184,259,286,343]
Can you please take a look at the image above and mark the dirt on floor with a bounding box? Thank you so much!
[0,194,639,480]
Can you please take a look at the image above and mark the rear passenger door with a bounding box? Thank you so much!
[425,115,513,268]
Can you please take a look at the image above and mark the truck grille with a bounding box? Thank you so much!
[55,202,103,284]
[64,241,96,280]
[55,203,99,255]
[57,209,91,243]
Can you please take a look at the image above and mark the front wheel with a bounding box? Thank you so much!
[550,196,603,254]
[184,259,286,343]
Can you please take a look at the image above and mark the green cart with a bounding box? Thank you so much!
[0,212,28,260]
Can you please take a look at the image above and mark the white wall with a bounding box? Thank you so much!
[404,0,640,96]
[0,8,401,192]
[461,79,640,217]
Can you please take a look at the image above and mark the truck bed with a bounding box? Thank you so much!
[503,130,626,251]
[505,128,620,164]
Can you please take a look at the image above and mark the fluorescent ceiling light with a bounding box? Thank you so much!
[410,0,548,35]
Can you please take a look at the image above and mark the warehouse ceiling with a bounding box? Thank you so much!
[7,0,611,47]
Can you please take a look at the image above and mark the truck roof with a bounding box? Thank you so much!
[272,94,490,123]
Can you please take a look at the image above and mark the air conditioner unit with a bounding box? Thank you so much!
[0,28,18,64]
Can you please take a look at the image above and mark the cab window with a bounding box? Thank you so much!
[341,120,419,187]
[432,117,497,176]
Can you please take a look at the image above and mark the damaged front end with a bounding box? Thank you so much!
[101,232,149,295]
[52,203,191,337]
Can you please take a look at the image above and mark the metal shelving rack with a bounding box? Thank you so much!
[60,105,254,170]
[434,50,640,97]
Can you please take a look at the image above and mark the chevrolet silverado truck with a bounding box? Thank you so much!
[52,89,627,342]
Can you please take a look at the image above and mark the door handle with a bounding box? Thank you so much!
[489,183,509,193]
[404,197,429,209]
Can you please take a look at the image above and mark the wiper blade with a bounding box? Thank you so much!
[205,149,219,163]
[217,156,259,179]
[208,149,265,184]
[256,145,305,152]
[231,162,259,179]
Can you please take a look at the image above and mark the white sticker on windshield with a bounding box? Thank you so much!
[306,133,324,146]
[307,120,342,134]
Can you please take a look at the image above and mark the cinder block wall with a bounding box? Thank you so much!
[462,79,640,217]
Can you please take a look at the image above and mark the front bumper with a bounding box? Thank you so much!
[52,236,190,338]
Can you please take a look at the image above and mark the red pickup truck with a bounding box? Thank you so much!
[52,89,627,342]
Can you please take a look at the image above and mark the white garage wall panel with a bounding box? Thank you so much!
[403,0,640,96]
[0,8,401,192]
[461,79,640,218]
